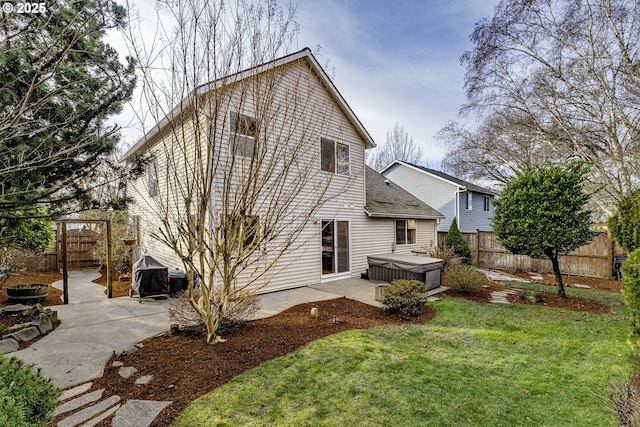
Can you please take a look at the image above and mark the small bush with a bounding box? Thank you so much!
[168,287,259,335]
[426,246,461,269]
[518,290,544,303]
[614,374,640,427]
[445,217,473,265]
[443,264,486,294]
[381,279,429,318]
[0,354,60,426]
[621,249,640,352]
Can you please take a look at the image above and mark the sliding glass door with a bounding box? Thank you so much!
[321,220,350,276]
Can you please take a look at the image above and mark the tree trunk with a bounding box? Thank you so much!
[545,248,566,298]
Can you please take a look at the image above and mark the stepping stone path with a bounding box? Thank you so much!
[489,288,520,304]
[571,284,591,289]
[54,361,172,427]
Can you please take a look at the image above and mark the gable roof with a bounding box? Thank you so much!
[381,160,499,196]
[123,48,375,161]
[365,166,444,220]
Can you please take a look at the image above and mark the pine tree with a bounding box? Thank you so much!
[0,0,137,218]
[446,217,473,265]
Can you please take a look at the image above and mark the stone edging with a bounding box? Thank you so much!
[0,303,58,354]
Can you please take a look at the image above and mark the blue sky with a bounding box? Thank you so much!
[112,0,499,165]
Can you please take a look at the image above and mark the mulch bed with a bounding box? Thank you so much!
[53,298,436,426]
[441,280,610,314]
[503,270,622,293]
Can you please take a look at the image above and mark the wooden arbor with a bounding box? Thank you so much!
[58,219,113,303]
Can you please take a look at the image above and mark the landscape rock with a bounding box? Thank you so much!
[60,382,93,401]
[6,322,31,333]
[135,375,153,385]
[0,338,19,354]
[111,400,171,427]
[118,366,138,379]
[23,303,45,317]
[8,326,40,342]
[54,388,105,417]
[1,304,32,314]
[112,361,124,368]
[31,313,53,334]
[120,346,139,356]
[56,395,121,427]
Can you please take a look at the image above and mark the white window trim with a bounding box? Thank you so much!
[466,192,473,211]
[395,219,417,245]
[484,195,490,212]
[320,137,350,176]
[229,111,257,158]
[320,218,352,280]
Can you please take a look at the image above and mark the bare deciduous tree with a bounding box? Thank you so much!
[366,122,423,171]
[438,0,640,217]
[123,0,359,344]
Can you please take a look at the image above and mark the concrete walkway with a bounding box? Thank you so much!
[12,269,171,390]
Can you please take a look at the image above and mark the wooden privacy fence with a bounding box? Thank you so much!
[14,226,100,271]
[438,230,626,279]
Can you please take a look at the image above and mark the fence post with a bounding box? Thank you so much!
[106,219,113,299]
[62,222,68,305]
[476,229,481,267]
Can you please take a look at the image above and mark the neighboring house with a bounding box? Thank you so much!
[123,48,442,293]
[381,160,498,232]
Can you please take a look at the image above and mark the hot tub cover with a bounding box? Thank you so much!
[367,254,443,273]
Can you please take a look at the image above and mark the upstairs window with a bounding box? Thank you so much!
[465,192,473,210]
[320,137,349,176]
[484,195,491,212]
[147,160,159,198]
[230,112,257,158]
[395,219,416,245]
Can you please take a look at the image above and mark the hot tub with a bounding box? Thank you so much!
[367,254,443,290]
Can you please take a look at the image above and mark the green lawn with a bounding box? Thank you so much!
[174,286,633,427]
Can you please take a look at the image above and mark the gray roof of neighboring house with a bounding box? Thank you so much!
[365,166,444,219]
[383,161,499,196]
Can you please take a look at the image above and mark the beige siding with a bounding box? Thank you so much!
[351,217,437,275]
[127,58,369,292]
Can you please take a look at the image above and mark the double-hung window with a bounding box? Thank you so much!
[484,195,491,212]
[320,137,349,176]
[465,192,473,210]
[230,112,257,158]
[395,219,416,245]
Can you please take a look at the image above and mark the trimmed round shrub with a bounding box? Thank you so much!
[443,264,486,294]
[381,279,429,318]
[445,217,473,265]
[621,248,640,352]
[0,354,60,426]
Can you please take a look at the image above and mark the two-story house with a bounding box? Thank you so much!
[123,49,442,293]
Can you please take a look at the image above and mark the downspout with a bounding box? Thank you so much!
[455,187,464,227]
